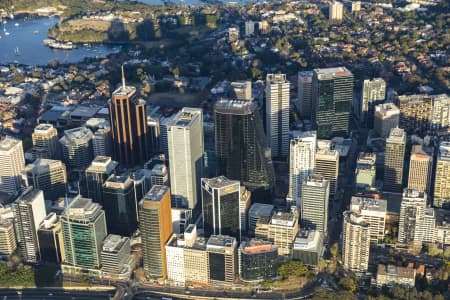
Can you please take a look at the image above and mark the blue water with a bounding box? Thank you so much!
[0,17,121,66]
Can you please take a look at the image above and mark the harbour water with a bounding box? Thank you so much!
[0,16,121,66]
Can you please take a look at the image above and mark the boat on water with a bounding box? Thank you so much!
[33,30,39,34]
[14,47,20,56]
[14,23,19,27]
[44,39,76,50]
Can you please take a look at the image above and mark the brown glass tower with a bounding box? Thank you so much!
[109,67,151,167]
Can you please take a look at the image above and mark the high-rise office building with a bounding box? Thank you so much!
[374,103,400,138]
[61,196,107,277]
[32,124,60,160]
[350,196,387,244]
[85,156,118,205]
[60,127,94,169]
[13,188,46,263]
[383,127,406,193]
[150,163,169,187]
[288,131,316,208]
[214,99,275,199]
[329,1,344,21]
[201,176,250,241]
[102,175,138,237]
[37,212,64,263]
[0,137,25,196]
[313,67,353,139]
[355,152,377,190]
[408,145,433,194]
[301,175,330,234]
[25,159,67,201]
[315,144,339,196]
[342,210,370,273]
[207,235,238,286]
[265,74,290,158]
[100,234,132,280]
[0,219,17,256]
[130,169,151,212]
[398,189,427,244]
[168,108,204,209]
[229,81,252,101]
[430,94,450,131]
[248,203,274,235]
[361,78,386,126]
[139,185,172,279]
[298,71,314,120]
[396,94,433,134]
[92,126,112,158]
[109,69,151,167]
[433,142,450,208]
[239,239,278,282]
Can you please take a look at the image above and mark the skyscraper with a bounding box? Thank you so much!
[350,196,387,244]
[61,196,107,277]
[13,188,46,263]
[265,73,290,159]
[374,103,400,138]
[301,175,330,234]
[398,189,427,244]
[315,144,339,196]
[37,212,64,263]
[59,127,94,169]
[207,235,238,286]
[25,159,67,201]
[85,156,118,205]
[342,211,370,273]
[93,126,112,158]
[167,108,204,209]
[313,67,353,139]
[433,142,450,208]
[329,1,344,21]
[361,78,386,127]
[102,175,138,237]
[288,131,317,208]
[383,127,406,192]
[0,137,25,196]
[214,99,275,199]
[109,67,151,167]
[201,176,250,241]
[408,145,433,194]
[139,185,172,279]
[0,220,17,256]
[32,124,60,160]
[396,94,433,134]
[298,71,314,120]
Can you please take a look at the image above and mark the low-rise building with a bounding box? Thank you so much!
[292,229,324,269]
[376,264,416,288]
[101,234,132,280]
[239,239,278,282]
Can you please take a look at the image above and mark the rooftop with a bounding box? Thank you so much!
[240,238,276,254]
[202,176,239,189]
[377,264,415,278]
[214,98,258,115]
[375,103,400,117]
[387,127,406,143]
[249,203,274,217]
[314,67,352,79]
[207,235,237,250]
[64,196,103,221]
[34,123,56,134]
[102,234,129,253]
[170,108,202,128]
[271,210,297,227]
[293,229,323,252]
[357,152,376,165]
[144,185,169,202]
[25,159,64,174]
[343,210,369,227]
[351,196,387,213]
[61,127,93,144]
[403,188,427,200]
[0,137,22,152]
[266,73,287,83]
[87,156,118,174]
[104,175,132,189]
[305,175,329,187]
[17,187,43,203]
[70,106,101,119]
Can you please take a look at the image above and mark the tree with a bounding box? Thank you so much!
[277,261,309,279]
[338,276,356,292]
[330,242,339,258]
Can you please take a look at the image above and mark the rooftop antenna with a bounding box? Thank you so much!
[121,64,126,89]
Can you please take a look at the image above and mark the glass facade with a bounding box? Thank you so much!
[240,247,278,281]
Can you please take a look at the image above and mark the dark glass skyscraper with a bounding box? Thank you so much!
[109,68,151,167]
[214,99,275,200]
[85,156,118,205]
[313,67,353,139]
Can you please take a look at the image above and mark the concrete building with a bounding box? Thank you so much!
[25,159,67,201]
[288,131,317,208]
[165,234,187,286]
[0,219,17,256]
[13,188,46,263]
[228,27,239,43]
[396,94,433,134]
[313,67,353,139]
[408,145,433,194]
[435,209,450,245]
[350,196,387,244]
[0,137,25,196]
[101,234,132,280]
[430,94,450,131]
[85,156,118,205]
[168,108,204,209]
[248,203,274,235]
[383,128,406,193]
[202,176,250,241]
[150,163,169,187]
[139,185,172,279]
[298,71,314,120]
[351,1,361,12]
[229,81,252,101]
[60,127,94,169]
[301,175,330,235]
[207,235,238,286]
[376,264,416,288]
[342,211,370,273]
[433,142,450,208]
[244,21,255,36]
[265,73,290,159]
[315,146,339,196]
[374,103,400,138]
[361,78,386,126]
[398,189,427,244]
[329,1,344,21]
[61,196,107,277]
[92,126,112,158]
[171,208,192,234]
[292,229,324,268]
[239,239,278,282]
[355,152,377,190]
[37,212,64,263]
[32,124,60,160]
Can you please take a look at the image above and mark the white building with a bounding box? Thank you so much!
[301,176,330,234]
[329,1,344,21]
[288,131,317,208]
[0,137,25,196]
[361,78,386,125]
[350,196,387,244]
[342,210,370,273]
[245,21,255,36]
[398,189,427,244]
[374,103,400,138]
[165,234,186,286]
[266,74,290,159]
[168,108,204,209]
